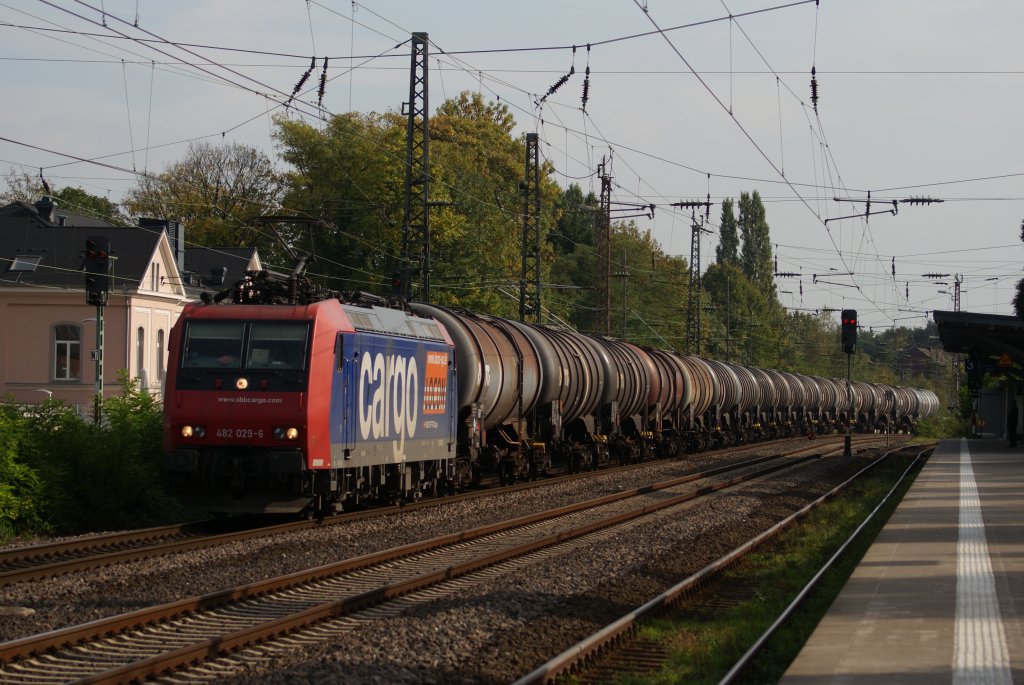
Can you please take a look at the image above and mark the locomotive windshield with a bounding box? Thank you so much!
[182,320,310,371]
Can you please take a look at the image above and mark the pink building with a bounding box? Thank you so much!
[0,198,259,412]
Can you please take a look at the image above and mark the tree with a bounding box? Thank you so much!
[738,191,776,299]
[715,198,739,265]
[275,111,407,290]
[2,169,128,224]
[550,184,598,255]
[52,186,128,225]
[123,141,282,252]
[275,92,563,316]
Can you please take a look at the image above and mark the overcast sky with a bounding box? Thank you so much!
[3,0,1023,331]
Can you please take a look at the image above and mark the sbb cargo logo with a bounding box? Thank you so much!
[358,351,418,458]
[423,351,448,415]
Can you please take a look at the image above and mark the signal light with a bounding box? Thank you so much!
[84,236,110,306]
[841,309,857,354]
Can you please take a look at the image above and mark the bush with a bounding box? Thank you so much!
[0,404,46,540]
[915,411,969,440]
[3,373,181,540]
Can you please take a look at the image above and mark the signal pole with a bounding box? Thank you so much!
[85,237,111,424]
[841,309,857,457]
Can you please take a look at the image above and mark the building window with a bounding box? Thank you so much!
[156,329,165,382]
[150,263,160,291]
[9,255,41,272]
[54,324,81,381]
[136,326,145,379]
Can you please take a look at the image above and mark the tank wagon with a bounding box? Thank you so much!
[163,268,940,515]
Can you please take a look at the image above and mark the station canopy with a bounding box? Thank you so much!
[933,310,1024,374]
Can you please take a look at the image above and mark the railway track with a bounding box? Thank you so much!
[0,438,856,684]
[0,435,863,587]
[513,441,935,685]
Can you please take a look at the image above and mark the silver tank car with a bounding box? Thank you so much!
[409,303,940,479]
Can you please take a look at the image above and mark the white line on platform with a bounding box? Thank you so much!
[953,438,1012,685]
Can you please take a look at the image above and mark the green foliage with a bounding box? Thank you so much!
[550,183,597,255]
[52,186,129,225]
[715,198,739,265]
[0,403,46,540]
[123,141,282,253]
[738,191,776,299]
[914,412,969,440]
[2,374,179,540]
[1,169,128,225]
[275,92,564,317]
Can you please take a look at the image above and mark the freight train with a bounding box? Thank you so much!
[162,267,940,515]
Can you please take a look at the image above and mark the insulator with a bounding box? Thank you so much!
[546,73,571,98]
[318,57,328,108]
[810,66,819,113]
[287,56,316,108]
[581,66,591,111]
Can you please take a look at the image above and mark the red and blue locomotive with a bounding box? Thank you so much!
[163,269,458,514]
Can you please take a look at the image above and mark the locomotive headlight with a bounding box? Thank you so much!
[273,426,300,440]
[181,425,205,438]
[236,377,249,390]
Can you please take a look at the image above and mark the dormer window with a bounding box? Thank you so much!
[9,255,41,272]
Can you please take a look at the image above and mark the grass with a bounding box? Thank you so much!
[569,449,924,685]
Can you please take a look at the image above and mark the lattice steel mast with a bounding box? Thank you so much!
[520,132,541,322]
[595,159,612,336]
[673,199,712,355]
[400,32,430,302]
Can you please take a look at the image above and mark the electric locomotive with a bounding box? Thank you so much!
[163,268,458,515]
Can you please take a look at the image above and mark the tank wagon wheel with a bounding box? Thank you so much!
[499,461,516,486]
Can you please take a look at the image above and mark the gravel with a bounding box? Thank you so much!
[0,437,909,684]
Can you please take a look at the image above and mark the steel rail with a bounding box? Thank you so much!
[0,436,843,587]
[0,436,822,587]
[0,443,839,683]
[512,440,933,685]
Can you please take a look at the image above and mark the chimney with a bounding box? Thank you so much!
[34,196,57,223]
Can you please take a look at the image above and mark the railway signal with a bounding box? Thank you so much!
[841,309,857,354]
[84,236,110,306]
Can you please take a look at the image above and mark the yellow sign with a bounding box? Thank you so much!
[998,353,1013,367]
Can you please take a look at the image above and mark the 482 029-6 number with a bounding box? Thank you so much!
[215,427,265,439]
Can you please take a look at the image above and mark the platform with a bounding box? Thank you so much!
[780,438,1024,684]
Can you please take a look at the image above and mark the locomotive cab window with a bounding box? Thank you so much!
[182,321,245,369]
[181,320,310,371]
[247,322,309,370]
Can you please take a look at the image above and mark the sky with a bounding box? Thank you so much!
[2,0,1023,332]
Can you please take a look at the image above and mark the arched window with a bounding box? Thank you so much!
[136,326,145,379]
[156,329,165,382]
[54,324,81,381]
